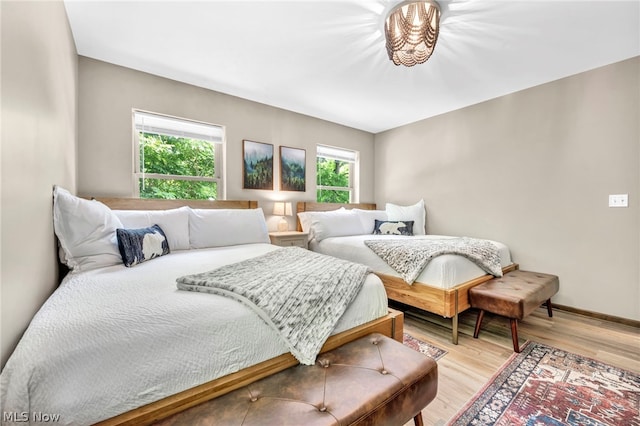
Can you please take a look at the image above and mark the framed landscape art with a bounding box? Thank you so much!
[243,140,273,190]
[279,146,306,192]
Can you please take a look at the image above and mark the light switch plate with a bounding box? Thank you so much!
[609,194,628,207]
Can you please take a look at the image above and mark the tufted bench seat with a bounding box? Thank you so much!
[155,333,438,426]
[469,270,559,353]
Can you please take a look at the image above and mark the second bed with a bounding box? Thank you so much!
[297,202,518,344]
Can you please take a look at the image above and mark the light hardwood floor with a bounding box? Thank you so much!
[399,304,640,426]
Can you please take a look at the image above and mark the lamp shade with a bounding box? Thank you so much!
[273,202,292,232]
[273,202,292,217]
[384,1,440,67]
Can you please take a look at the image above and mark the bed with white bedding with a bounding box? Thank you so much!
[297,201,518,344]
[311,234,512,289]
[0,191,396,426]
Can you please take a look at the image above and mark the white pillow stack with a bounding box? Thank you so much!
[297,204,426,240]
[53,187,273,272]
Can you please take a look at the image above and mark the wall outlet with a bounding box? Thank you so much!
[608,194,628,207]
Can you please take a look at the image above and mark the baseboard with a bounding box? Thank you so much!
[553,303,640,328]
[393,299,640,329]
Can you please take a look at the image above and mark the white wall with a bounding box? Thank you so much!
[77,57,375,231]
[375,58,640,321]
[1,0,78,367]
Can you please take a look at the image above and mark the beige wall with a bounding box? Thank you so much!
[1,1,78,366]
[77,57,375,231]
[375,57,640,320]
[1,5,635,375]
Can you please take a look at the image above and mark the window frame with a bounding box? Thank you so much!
[316,144,359,203]
[132,110,225,200]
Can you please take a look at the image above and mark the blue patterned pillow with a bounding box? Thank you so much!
[373,220,414,236]
[116,224,170,267]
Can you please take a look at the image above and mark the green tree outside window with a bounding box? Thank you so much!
[316,157,350,203]
[139,133,217,200]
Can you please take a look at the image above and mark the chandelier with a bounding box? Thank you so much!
[384,1,441,67]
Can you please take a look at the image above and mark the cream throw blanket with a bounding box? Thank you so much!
[364,237,502,284]
[176,247,370,365]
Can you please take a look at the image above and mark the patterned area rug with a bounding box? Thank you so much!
[403,333,447,361]
[448,341,640,426]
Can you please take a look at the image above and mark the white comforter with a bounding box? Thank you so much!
[0,244,387,425]
[310,234,513,289]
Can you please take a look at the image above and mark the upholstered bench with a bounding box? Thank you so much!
[155,333,438,426]
[469,270,559,352]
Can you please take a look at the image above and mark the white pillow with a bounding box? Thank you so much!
[353,209,388,234]
[310,209,365,242]
[296,211,315,235]
[189,208,270,248]
[385,200,426,235]
[114,207,190,251]
[297,207,346,240]
[53,186,123,272]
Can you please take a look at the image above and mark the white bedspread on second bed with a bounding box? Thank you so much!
[310,234,512,289]
[0,244,387,426]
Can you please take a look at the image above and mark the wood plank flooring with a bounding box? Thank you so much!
[398,304,640,426]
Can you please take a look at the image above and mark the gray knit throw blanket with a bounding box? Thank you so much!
[176,246,371,365]
[364,237,502,285]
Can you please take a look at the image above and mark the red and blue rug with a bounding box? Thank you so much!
[403,333,447,361]
[448,341,639,426]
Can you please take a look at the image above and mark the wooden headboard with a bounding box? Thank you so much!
[92,197,258,211]
[295,202,377,231]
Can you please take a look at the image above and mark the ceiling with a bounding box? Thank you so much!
[64,1,640,134]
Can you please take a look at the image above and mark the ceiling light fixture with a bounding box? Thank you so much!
[384,1,441,67]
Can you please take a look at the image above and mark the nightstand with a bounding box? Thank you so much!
[269,231,309,249]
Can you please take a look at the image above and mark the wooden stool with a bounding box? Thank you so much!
[469,270,559,352]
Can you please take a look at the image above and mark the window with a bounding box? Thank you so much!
[133,110,224,200]
[316,145,359,203]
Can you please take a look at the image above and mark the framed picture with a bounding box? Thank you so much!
[243,140,274,190]
[280,146,306,192]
